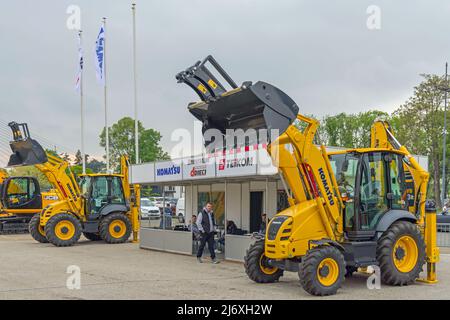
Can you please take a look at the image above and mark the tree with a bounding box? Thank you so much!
[74,150,83,165]
[61,153,71,162]
[99,117,169,168]
[320,110,389,148]
[393,74,446,208]
[86,159,107,173]
[71,165,93,176]
[8,166,52,191]
[73,150,89,166]
[140,185,153,198]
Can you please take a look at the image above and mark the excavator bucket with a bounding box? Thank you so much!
[7,122,47,167]
[176,56,299,150]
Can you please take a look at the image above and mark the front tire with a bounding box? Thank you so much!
[45,213,82,247]
[244,240,283,283]
[29,214,48,243]
[299,245,346,296]
[377,220,425,286]
[99,213,132,244]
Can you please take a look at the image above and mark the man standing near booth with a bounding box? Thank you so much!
[196,202,220,264]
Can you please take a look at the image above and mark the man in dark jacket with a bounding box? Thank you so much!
[196,202,220,264]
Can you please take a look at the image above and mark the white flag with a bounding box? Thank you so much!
[94,24,105,85]
[75,32,83,92]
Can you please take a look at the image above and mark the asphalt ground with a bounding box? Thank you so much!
[0,234,449,300]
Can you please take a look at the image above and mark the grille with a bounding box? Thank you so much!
[267,216,289,240]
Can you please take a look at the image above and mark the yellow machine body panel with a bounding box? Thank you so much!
[41,190,60,207]
[265,200,330,259]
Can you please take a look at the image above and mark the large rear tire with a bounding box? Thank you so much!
[377,220,425,286]
[99,213,132,244]
[45,213,82,247]
[244,240,283,283]
[299,245,346,296]
[29,214,48,243]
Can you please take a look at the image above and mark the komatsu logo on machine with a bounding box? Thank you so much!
[318,167,335,205]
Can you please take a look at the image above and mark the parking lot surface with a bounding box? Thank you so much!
[0,234,449,300]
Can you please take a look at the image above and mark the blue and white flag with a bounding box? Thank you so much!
[75,32,83,92]
[94,24,105,85]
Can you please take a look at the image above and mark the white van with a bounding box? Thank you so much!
[176,198,185,222]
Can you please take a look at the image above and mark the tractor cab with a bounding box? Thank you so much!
[329,150,411,240]
[79,174,127,220]
[0,176,42,210]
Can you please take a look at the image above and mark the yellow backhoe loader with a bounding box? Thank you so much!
[177,55,439,296]
[0,169,59,234]
[5,122,140,246]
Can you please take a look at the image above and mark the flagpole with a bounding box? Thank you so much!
[132,3,139,164]
[79,30,86,174]
[103,17,110,173]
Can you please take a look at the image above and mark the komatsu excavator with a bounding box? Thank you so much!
[0,169,58,234]
[5,122,140,247]
[177,55,439,296]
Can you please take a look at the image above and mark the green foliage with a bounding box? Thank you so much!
[318,74,447,208]
[321,110,389,148]
[99,117,169,168]
[86,159,106,173]
[140,185,153,198]
[392,74,447,207]
[8,166,52,191]
[71,165,93,177]
[74,150,89,166]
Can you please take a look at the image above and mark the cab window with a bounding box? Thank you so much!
[6,178,37,207]
[91,177,109,214]
[90,176,125,214]
[389,155,407,210]
[359,153,388,230]
[110,177,125,204]
[329,153,359,231]
[79,176,91,197]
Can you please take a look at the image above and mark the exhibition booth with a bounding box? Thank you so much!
[131,145,287,261]
[131,145,429,262]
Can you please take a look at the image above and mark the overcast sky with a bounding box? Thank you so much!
[0,0,449,165]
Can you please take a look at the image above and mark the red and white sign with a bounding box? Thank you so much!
[216,151,258,177]
[182,157,215,180]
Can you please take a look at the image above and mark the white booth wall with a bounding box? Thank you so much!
[184,180,280,232]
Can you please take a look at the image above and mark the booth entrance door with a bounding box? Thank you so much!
[250,191,264,233]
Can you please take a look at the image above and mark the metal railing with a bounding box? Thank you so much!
[437,223,450,247]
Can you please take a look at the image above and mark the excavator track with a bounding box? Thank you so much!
[0,215,31,234]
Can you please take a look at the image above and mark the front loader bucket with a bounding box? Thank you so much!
[177,56,299,150]
[189,81,299,135]
[6,122,47,167]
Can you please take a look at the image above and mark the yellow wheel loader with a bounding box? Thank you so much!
[0,169,59,234]
[5,122,140,247]
[177,56,439,296]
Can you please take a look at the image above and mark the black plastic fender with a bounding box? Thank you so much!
[375,209,417,236]
[98,204,129,216]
